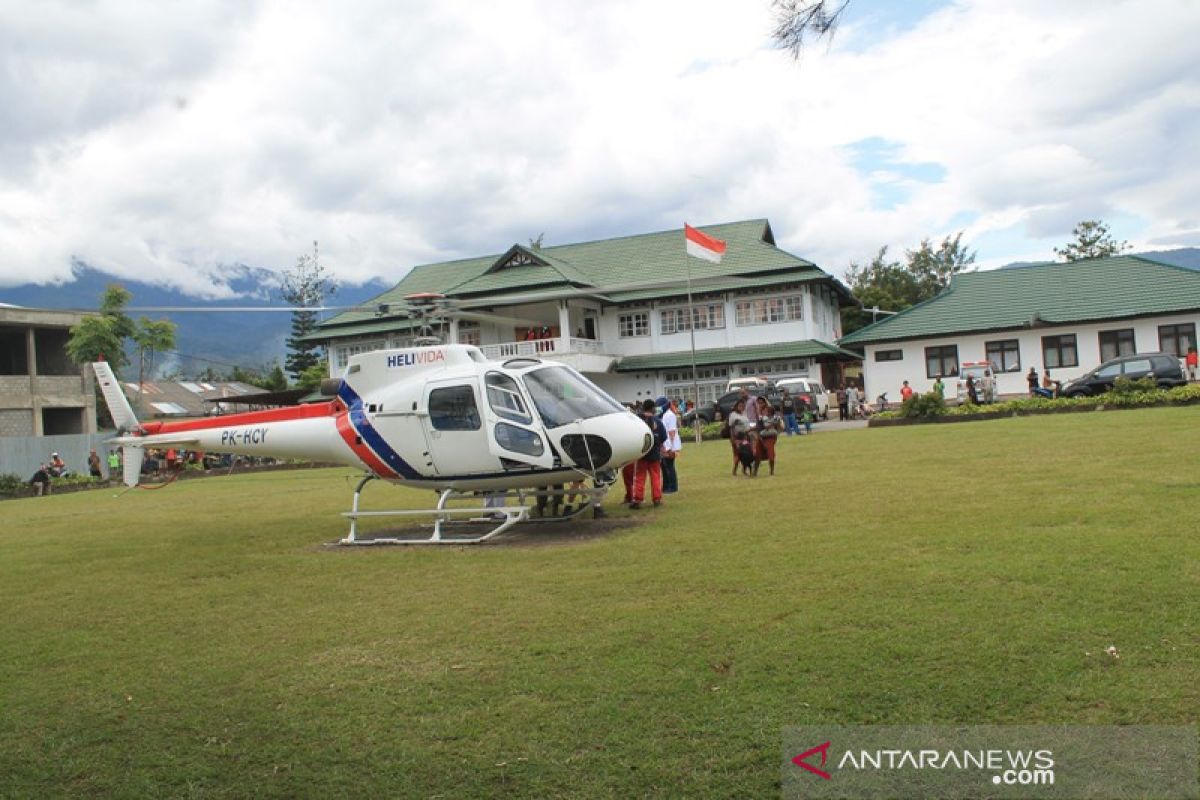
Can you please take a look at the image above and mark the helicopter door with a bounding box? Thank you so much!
[421,381,488,477]
[481,371,554,469]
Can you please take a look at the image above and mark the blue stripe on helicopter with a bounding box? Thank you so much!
[337,382,423,479]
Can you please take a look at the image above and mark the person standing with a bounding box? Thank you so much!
[727,399,752,476]
[629,399,666,508]
[107,449,120,478]
[900,380,914,402]
[1027,367,1040,396]
[658,397,681,494]
[1187,347,1198,381]
[87,450,102,478]
[779,389,799,435]
[966,374,980,405]
[740,387,759,425]
[932,376,945,398]
[836,385,849,420]
[846,384,860,419]
[754,398,783,476]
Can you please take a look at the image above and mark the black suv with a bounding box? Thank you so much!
[1060,352,1186,397]
[686,387,790,423]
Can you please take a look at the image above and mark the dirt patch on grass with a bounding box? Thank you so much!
[320,514,644,549]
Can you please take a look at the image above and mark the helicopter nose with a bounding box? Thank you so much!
[558,413,648,470]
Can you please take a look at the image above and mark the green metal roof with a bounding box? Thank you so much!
[318,219,848,331]
[615,340,860,372]
[300,317,418,342]
[839,255,1200,346]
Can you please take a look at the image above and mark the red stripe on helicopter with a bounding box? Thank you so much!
[140,401,342,435]
[335,410,400,478]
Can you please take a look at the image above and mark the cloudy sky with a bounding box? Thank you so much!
[2,0,1198,297]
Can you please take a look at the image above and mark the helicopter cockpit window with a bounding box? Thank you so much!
[494,422,544,457]
[485,372,532,424]
[428,385,481,431]
[522,366,626,429]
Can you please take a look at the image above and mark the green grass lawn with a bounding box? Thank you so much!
[1,408,1198,798]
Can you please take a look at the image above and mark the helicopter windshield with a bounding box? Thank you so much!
[522,366,626,429]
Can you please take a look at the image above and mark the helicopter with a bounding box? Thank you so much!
[93,331,654,544]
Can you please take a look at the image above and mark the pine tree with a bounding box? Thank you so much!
[1053,220,1130,262]
[281,241,337,380]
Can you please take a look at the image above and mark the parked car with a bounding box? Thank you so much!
[1060,352,1186,397]
[687,386,805,424]
[774,377,831,419]
[956,361,998,404]
[726,376,770,393]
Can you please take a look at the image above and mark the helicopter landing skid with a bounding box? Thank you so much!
[339,478,607,545]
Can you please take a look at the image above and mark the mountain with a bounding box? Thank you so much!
[999,247,1200,271]
[0,264,390,377]
[1138,247,1200,270]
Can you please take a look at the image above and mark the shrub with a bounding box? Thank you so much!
[0,473,25,495]
[899,391,948,418]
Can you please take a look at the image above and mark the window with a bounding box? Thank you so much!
[1097,329,1135,362]
[924,345,959,379]
[494,423,544,456]
[334,339,385,368]
[485,372,532,424]
[874,349,903,362]
[1122,358,1153,375]
[659,303,726,334]
[456,321,481,347]
[1094,362,1121,379]
[734,295,804,326]
[1158,323,1196,357]
[1042,334,1078,368]
[985,339,1021,372]
[428,385,481,431]
[522,366,624,428]
[618,312,649,338]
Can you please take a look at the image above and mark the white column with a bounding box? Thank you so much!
[558,301,571,353]
[448,318,460,344]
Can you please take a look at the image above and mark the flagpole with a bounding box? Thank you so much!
[685,232,702,445]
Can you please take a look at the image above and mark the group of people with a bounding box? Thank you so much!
[724,389,785,477]
[28,449,119,496]
[1027,367,1060,398]
[835,384,867,420]
[620,396,682,508]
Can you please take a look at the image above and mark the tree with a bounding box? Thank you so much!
[1053,220,1130,262]
[295,363,328,392]
[65,285,136,372]
[771,0,851,59]
[841,232,975,334]
[905,232,976,297]
[263,364,288,392]
[131,317,178,412]
[281,241,336,380]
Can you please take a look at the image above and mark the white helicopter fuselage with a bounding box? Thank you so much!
[96,345,651,491]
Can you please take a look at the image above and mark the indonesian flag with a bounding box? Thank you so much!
[684,223,726,263]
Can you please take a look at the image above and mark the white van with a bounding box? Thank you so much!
[775,377,830,419]
[726,376,771,393]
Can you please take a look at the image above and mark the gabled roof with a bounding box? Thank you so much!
[839,255,1200,346]
[317,219,848,334]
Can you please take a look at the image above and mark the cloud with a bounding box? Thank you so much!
[0,0,1197,296]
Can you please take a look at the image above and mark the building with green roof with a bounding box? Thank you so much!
[308,219,859,404]
[838,255,1200,402]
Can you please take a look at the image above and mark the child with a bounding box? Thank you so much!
[801,406,814,435]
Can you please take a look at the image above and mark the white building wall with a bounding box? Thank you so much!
[860,311,1200,402]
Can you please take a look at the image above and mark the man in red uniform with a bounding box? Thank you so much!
[629,399,667,509]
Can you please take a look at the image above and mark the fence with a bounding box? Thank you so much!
[0,431,119,481]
